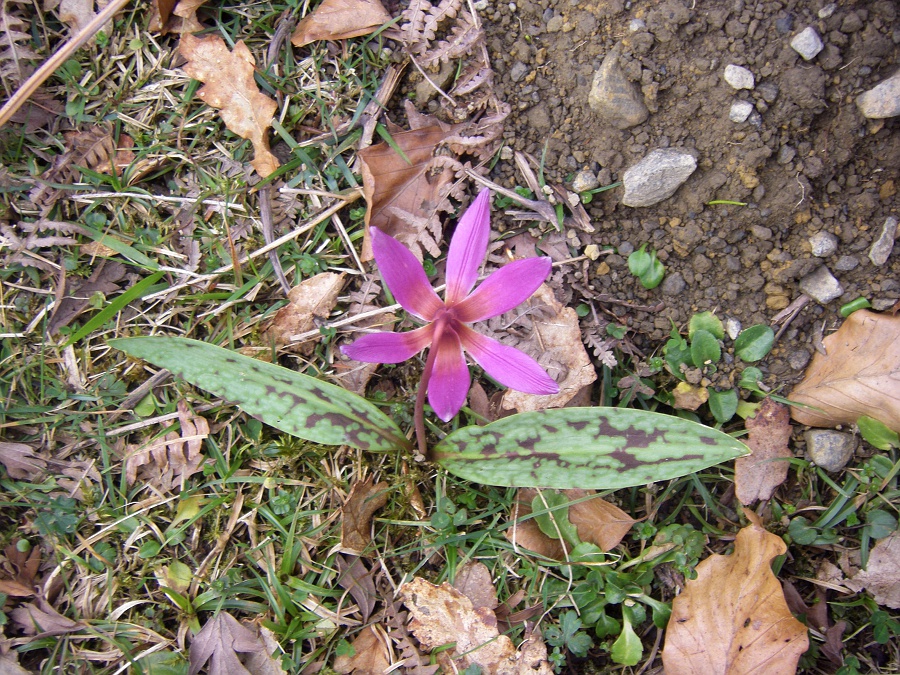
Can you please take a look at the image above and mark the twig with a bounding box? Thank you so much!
[259,186,292,295]
[0,0,132,128]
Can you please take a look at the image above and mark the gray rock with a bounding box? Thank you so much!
[804,429,857,472]
[869,216,898,266]
[856,71,900,119]
[777,145,796,164]
[788,349,811,371]
[628,18,646,32]
[724,64,755,90]
[724,316,742,340]
[618,241,635,256]
[757,82,780,103]
[546,15,564,32]
[729,101,754,123]
[790,27,824,60]
[809,231,838,257]
[621,149,697,207]
[509,61,529,83]
[835,255,859,271]
[799,266,844,304]
[588,47,649,130]
[572,169,599,193]
[818,3,837,19]
[661,271,686,296]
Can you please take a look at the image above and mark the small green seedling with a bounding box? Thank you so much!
[857,416,899,450]
[627,244,665,289]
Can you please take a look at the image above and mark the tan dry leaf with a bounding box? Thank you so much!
[58,0,95,33]
[735,398,793,505]
[340,477,388,555]
[358,122,459,262]
[333,625,392,675]
[150,0,206,33]
[401,577,553,675]
[788,310,900,432]
[264,272,345,354]
[672,381,709,411]
[291,0,392,47]
[453,561,497,611]
[661,516,809,675]
[188,611,264,675]
[11,599,84,637]
[506,489,634,558]
[500,285,597,413]
[0,441,47,480]
[126,400,208,492]
[0,541,41,598]
[845,530,900,608]
[179,35,279,177]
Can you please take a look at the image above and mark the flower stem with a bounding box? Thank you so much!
[415,345,439,460]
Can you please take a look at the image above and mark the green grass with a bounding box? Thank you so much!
[1,1,899,673]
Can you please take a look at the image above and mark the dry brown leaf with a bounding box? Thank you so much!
[735,399,793,505]
[358,121,459,262]
[0,541,41,598]
[662,515,809,675]
[11,599,83,637]
[179,35,279,177]
[150,0,205,33]
[126,400,208,491]
[500,285,597,413]
[188,611,265,675]
[333,625,392,674]
[788,310,900,432]
[264,272,345,354]
[58,0,95,33]
[506,489,634,558]
[47,260,125,336]
[845,530,900,608]
[672,381,709,411]
[0,441,47,480]
[401,577,553,674]
[453,561,497,611]
[340,477,388,555]
[291,0,392,47]
[336,555,378,622]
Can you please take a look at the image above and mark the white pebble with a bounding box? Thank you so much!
[818,3,836,19]
[791,27,824,61]
[724,64,755,90]
[729,101,754,123]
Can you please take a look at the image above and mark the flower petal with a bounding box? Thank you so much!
[459,326,559,395]
[341,325,433,363]
[454,257,552,323]
[445,189,491,305]
[427,327,470,421]
[371,227,443,320]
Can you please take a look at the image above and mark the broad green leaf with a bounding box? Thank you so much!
[688,311,724,340]
[111,337,410,452]
[532,491,580,547]
[610,615,642,666]
[738,366,764,390]
[433,407,749,489]
[734,324,775,362]
[857,416,899,450]
[690,329,721,367]
[708,388,738,424]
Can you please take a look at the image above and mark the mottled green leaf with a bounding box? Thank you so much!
[434,407,749,489]
[110,337,410,452]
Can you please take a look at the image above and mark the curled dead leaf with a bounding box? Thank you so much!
[333,625,392,674]
[788,310,900,432]
[340,477,389,555]
[126,401,208,492]
[500,285,597,413]
[662,517,809,675]
[179,35,279,177]
[263,272,345,354]
[0,442,47,481]
[291,0,392,47]
[735,398,793,505]
[845,530,900,609]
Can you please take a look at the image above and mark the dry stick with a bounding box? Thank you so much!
[0,0,132,128]
[259,185,292,295]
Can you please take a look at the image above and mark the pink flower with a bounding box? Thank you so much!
[342,189,559,422]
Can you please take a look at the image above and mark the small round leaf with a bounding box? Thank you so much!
[734,324,775,362]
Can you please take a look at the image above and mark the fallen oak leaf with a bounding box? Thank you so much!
[189,611,265,675]
[788,310,900,432]
[11,598,84,637]
[179,34,279,177]
[333,624,392,674]
[263,272,345,354]
[340,477,389,555]
[735,398,793,505]
[661,514,808,675]
[291,0,392,48]
[0,441,47,480]
[844,530,900,608]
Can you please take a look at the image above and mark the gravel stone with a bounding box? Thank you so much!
[799,266,844,304]
[729,101,754,123]
[661,271,687,296]
[790,27,824,60]
[724,64,755,90]
[818,3,836,19]
[509,61,529,83]
[856,71,900,119]
[724,316,742,340]
[777,145,796,164]
[835,255,859,271]
[618,241,635,255]
[869,216,898,266]
[809,231,838,257]
[757,82,779,103]
[788,349,811,371]
[588,46,649,129]
[621,149,697,207]
[546,15,563,32]
[775,15,794,34]
[804,429,857,472]
[629,18,646,32]
[572,169,599,193]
